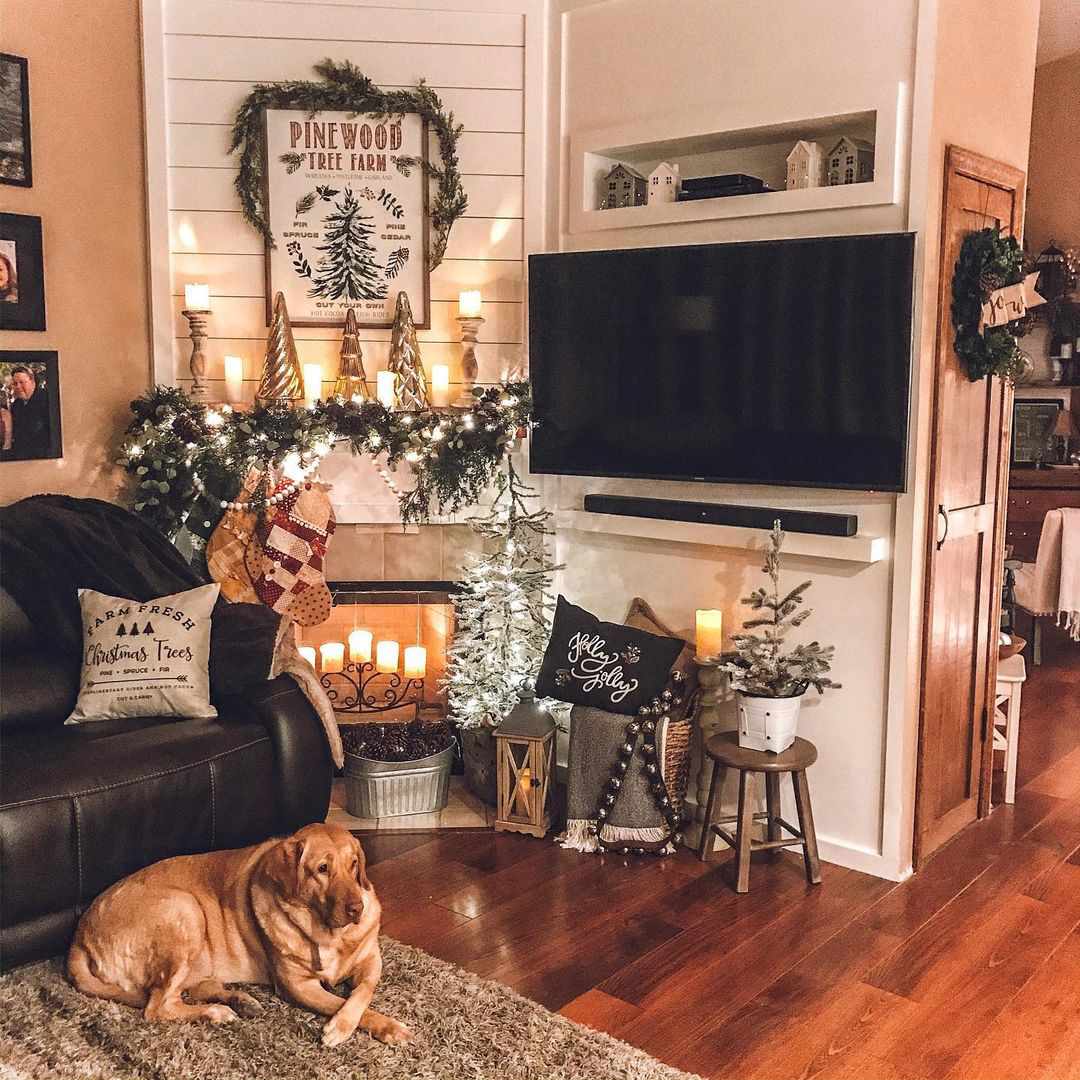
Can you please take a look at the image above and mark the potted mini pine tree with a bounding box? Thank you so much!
[718,521,840,753]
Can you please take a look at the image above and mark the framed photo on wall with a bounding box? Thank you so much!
[1,350,62,461]
[1011,398,1062,466]
[0,212,46,331]
[0,53,32,187]
[262,108,430,329]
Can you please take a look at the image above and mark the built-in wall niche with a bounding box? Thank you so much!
[569,84,906,234]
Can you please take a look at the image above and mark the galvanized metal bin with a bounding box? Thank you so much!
[343,743,454,818]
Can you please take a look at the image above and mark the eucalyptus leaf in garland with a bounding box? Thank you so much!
[230,59,467,269]
[119,384,532,541]
[951,227,1028,381]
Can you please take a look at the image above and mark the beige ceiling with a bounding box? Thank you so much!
[1038,0,1080,65]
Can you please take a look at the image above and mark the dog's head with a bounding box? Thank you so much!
[265,823,372,930]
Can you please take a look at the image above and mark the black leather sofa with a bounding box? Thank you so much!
[0,586,333,971]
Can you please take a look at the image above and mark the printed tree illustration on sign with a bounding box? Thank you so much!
[309,188,389,302]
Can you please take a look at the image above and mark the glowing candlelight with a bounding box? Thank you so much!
[696,610,724,660]
[320,641,345,673]
[349,628,373,664]
[458,290,482,318]
[404,645,427,679]
[184,283,210,311]
[224,355,243,403]
[298,646,317,668]
[375,639,399,674]
[430,364,450,407]
[377,371,396,409]
[303,362,323,407]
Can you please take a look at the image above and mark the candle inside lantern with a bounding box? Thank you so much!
[349,628,373,664]
[458,290,482,318]
[320,641,345,673]
[375,639,399,673]
[430,364,450,407]
[376,371,396,409]
[303,362,323,407]
[223,355,243,403]
[298,646,317,668]
[696,609,724,660]
[403,645,427,679]
[184,283,210,311]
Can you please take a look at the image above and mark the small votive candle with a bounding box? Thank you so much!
[458,290,482,318]
[377,371,396,409]
[320,641,345,673]
[298,646,317,668]
[430,364,450,407]
[184,283,210,311]
[696,609,724,660]
[303,362,322,406]
[403,645,427,679]
[375,639,399,674]
[224,355,243,403]
[349,628,373,664]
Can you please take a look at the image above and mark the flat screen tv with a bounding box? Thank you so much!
[528,233,915,492]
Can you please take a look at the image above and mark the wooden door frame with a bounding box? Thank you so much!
[913,145,1026,868]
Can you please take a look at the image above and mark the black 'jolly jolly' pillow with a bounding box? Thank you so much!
[536,596,683,715]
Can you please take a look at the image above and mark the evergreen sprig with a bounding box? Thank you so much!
[229,59,467,269]
[717,521,841,698]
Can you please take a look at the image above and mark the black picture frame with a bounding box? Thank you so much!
[1011,398,1062,467]
[0,53,32,187]
[0,212,46,331]
[1,350,63,461]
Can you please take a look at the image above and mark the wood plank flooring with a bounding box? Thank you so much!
[360,626,1080,1080]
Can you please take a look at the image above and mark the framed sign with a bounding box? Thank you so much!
[263,108,430,329]
[0,53,32,187]
[0,212,45,331]
[1011,398,1061,466]
[1,350,62,461]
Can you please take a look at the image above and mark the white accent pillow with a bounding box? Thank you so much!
[66,583,220,723]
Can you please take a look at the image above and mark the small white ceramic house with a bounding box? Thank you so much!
[826,136,874,186]
[785,140,825,190]
[602,163,648,208]
[647,162,681,205]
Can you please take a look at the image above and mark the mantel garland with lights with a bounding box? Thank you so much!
[120,383,533,542]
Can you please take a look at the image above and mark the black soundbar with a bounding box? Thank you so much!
[581,495,858,538]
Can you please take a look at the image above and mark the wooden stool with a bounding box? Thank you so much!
[993,652,1026,805]
[697,731,821,893]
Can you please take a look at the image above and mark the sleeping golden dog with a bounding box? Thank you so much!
[67,823,410,1048]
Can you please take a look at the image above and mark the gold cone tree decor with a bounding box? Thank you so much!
[256,292,303,405]
[332,308,371,401]
[387,291,429,410]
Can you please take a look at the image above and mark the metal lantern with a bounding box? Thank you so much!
[494,689,556,838]
[1034,241,1068,306]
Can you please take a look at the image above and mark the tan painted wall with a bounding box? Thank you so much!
[1027,49,1080,254]
[1,0,151,505]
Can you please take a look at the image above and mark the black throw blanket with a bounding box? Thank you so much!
[0,495,283,701]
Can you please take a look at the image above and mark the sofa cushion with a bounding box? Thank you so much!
[0,587,37,653]
[0,654,80,731]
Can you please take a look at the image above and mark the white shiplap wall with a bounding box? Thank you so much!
[146,0,543,399]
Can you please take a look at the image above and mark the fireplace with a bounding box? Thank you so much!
[299,581,457,724]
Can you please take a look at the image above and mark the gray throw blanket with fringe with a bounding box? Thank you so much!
[561,704,670,853]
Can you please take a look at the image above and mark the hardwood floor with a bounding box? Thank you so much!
[361,628,1080,1080]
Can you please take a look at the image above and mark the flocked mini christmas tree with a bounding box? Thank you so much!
[310,188,388,302]
[387,290,429,409]
[445,460,561,729]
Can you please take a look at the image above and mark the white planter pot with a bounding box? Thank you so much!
[736,691,803,753]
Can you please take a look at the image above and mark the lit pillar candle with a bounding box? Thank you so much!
[298,646,317,668]
[224,355,243,403]
[375,639,399,673]
[320,641,345,673]
[696,609,724,659]
[184,283,210,311]
[430,364,450,407]
[376,371,396,409]
[303,362,323,407]
[458,290,482,318]
[403,645,427,679]
[349,628,373,664]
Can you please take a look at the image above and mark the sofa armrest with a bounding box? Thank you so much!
[219,674,333,832]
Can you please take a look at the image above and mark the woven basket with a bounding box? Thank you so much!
[660,716,693,816]
[999,634,1026,661]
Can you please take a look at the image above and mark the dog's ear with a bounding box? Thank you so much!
[265,837,307,898]
[351,835,371,890]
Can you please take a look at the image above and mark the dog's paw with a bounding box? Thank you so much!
[371,1018,412,1046]
[228,991,263,1017]
[321,1015,357,1048]
[202,1004,239,1024]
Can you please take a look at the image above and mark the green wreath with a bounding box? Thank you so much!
[230,59,467,269]
[951,227,1027,381]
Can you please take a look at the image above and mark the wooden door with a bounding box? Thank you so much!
[914,146,1025,864]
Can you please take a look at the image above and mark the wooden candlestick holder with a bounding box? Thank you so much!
[455,314,485,407]
[182,308,211,403]
[693,659,728,820]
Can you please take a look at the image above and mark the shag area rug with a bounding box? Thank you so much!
[0,938,701,1080]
